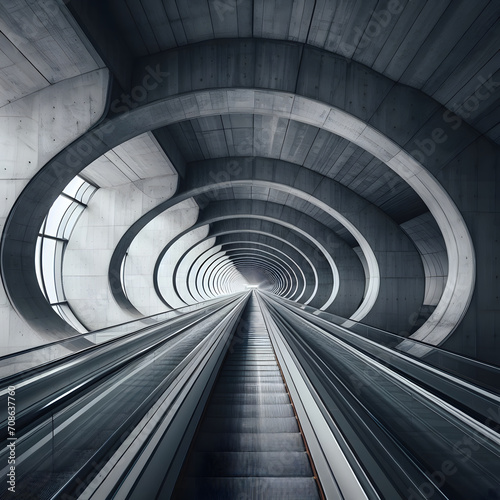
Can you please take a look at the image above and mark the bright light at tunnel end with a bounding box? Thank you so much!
[245,285,259,289]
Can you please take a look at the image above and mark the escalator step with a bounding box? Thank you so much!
[212,382,288,394]
[199,416,300,433]
[174,477,320,500]
[185,451,313,477]
[205,403,295,418]
[209,393,290,405]
[217,374,284,382]
[172,295,320,499]
[194,432,306,452]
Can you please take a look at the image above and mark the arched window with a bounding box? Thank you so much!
[35,176,98,332]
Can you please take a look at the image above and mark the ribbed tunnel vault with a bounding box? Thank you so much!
[0,0,499,365]
[0,2,499,500]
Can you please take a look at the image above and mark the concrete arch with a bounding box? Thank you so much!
[217,242,307,301]
[173,237,218,305]
[228,257,287,293]
[178,238,307,303]
[203,251,297,298]
[192,197,367,310]
[146,175,421,332]
[155,225,210,308]
[158,197,365,312]
[158,219,327,308]
[168,230,312,304]
[154,211,338,311]
[217,267,248,294]
[204,248,299,299]
[1,44,473,342]
[181,228,319,305]
[187,243,225,303]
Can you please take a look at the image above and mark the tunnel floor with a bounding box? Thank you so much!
[172,294,321,499]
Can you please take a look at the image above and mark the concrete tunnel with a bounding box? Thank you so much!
[0,1,499,499]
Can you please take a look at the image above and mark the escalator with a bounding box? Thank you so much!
[172,294,323,499]
[2,291,498,499]
[0,294,249,500]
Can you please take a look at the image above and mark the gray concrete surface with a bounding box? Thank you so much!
[0,1,498,365]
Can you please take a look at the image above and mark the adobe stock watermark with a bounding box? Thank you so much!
[407,425,500,499]
[196,159,245,210]
[407,457,458,500]
[410,73,500,164]
[62,64,170,174]
[109,65,170,115]
[407,435,481,499]
[6,386,17,494]
[338,0,403,60]
[211,0,245,23]
[1,0,73,53]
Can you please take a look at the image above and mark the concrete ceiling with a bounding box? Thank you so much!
[103,0,500,142]
[61,0,492,344]
[1,0,497,360]
[168,114,427,223]
[63,0,497,232]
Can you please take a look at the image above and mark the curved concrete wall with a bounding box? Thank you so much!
[156,225,210,308]
[0,69,109,345]
[1,25,497,365]
[123,199,199,316]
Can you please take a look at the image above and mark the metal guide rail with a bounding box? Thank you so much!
[0,293,249,500]
[262,292,500,430]
[259,292,500,500]
[110,292,373,500]
[0,294,241,380]
[3,290,498,499]
[270,293,500,397]
[257,293,374,500]
[0,294,242,439]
